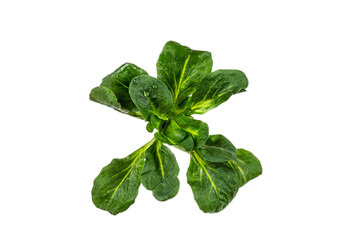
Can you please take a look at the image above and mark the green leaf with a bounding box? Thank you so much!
[90,86,122,111]
[129,75,174,121]
[92,139,155,215]
[90,86,143,119]
[101,63,148,112]
[195,134,237,163]
[172,114,209,148]
[187,151,240,213]
[146,122,154,133]
[141,141,180,201]
[156,41,213,105]
[189,70,248,114]
[229,149,262,188]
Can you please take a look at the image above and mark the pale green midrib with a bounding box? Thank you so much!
[189,79,219,111]
[174,55,190,102]
[237,166,247,183]
[105,138,156,208]
[156,141,165,178]
[180,70,198,90]
[230,160,247,183]
[193,151,219,197]
[113,78,129,89]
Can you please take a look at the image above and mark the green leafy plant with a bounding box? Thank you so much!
[90,41,262,214]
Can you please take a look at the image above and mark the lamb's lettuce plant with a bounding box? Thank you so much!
[90,41,262,214]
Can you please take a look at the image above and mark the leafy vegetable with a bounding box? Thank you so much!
[141,140,180,201]
[90,41,262,214]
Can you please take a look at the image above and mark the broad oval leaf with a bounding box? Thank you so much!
[189,69,248,114]
[141,141,180,201]
[195,134,237,163]
[101,63,148,112]
[92,139,155,215]
[187,151,239,213]
[129,75,174,121]
[229,149,263,188]
[156,41,213,105]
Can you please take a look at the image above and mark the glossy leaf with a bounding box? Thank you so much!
[90,63,147,119]
[90,86,122,111]
[90,86,143,119]
[92,139,155,215]
[189,70,248,114]
[195,134,237,163]
[101,63,148,111]
[187,151,239,213]
[229,149,263,188]
[129,75,174,121]
[154,131,195,152]
[156,41,213,104]
[172,114,209,148]
[141,141,180,201]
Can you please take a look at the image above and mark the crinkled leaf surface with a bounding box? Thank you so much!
[92,139,155,215]
[187,151,239,213]
[229,149,263,188]
[141,140,180,201]
[129,75,174,121]
[189,70,248,114]
[195,134,237,163]
[156,41,213,105]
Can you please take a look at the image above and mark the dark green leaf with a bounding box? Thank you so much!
[187,151,239,213]
[150,115,165,131]
[189,70,248,114]
[90,86,122,111]
[174,96,191,115]
[100,63,148,113]
[229,149,262,188]
[129,75,174,121]
[172,114,209,148]
[154,131,195,152]
[195,134,237,163]
[141,141,180,201]
[156,41,213,105]
[92,139,155,215]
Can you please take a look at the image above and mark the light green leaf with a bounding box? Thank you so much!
[187,151,239,213]
[189,70,248,114]
[141,141,180,201]
[229,149,263,188]
[195,134,237,163]
[156,41,213,105]
[129,75,174,121]
[92,139,155,215]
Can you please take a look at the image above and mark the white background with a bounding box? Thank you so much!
[1,0,359,239]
